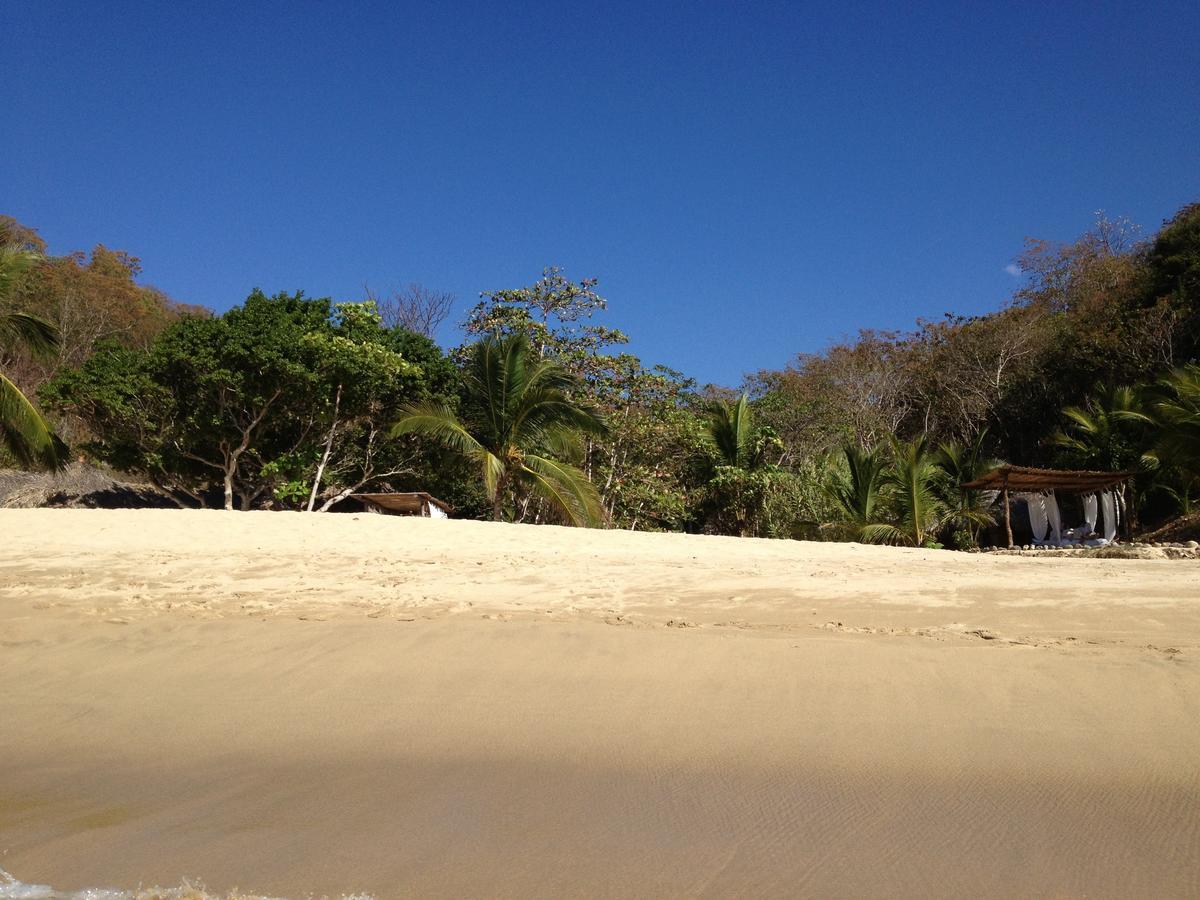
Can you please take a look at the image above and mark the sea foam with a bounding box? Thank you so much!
[0,871,371,900]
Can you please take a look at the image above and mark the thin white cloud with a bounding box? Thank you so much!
[1004,263,1021,277]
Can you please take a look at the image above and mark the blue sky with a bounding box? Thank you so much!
[4,1,1198,386]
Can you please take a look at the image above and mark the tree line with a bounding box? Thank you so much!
[1,202,1197,543]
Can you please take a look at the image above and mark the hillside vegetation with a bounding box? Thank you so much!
[2,203,1198,545]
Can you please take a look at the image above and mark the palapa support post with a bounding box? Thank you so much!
[1002,473,1013,549]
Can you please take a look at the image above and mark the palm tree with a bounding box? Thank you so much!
[703,393,755,468]
[699,393,784,536]
[1143,365,1200,515]
[824,442,889,540]
[1148,365,1200,477]
[934,429,1000,547]
[393,333,607,526]
[1051,385,1153,471]
[0,243,64,468]
[1052,384,1155,528]
[863,439,947,547]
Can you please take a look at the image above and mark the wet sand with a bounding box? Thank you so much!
[2,509,1198,898]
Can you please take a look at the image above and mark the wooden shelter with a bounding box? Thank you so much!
[961,465,1134,548]
[350,491,453,518]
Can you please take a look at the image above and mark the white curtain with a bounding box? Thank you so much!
[1021,493,1050,542]
[1100,491,1118,541]
[1045,491,1062,545]
[1082,493,1098,532]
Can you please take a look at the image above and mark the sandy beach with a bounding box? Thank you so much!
[1,508,1198,898]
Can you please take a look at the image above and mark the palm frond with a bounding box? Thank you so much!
[824,443,888,526]
[1061,406,1099,433]
[883,438,947,546]
[0,244,41,302]
[393,402,482,451]
[703,394,752,468]
[0,311,59,358]
[518,397,607,442]
[0,372,66,469]
[480,448,505,500]
[521,454,604,527]
[860,522,904,545]
[1151,365,1200,477]
[400,334,606,523]
[537,424,587,462]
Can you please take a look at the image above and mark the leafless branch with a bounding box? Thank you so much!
[364,282,455,338]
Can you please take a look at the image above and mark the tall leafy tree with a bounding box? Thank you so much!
[0,216,202,397]
[1144,203,1200,361]
[462,268,710,530]
[45,291,448,509]
[589,355,707,531]
[394,333,607,526]
[463,266,626,361]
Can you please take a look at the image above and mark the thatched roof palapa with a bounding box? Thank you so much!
[962,465,1134,493]
[350,491,454,515]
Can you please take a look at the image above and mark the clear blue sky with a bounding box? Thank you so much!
[4,1,1198,386]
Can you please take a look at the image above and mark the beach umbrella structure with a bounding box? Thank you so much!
[961,465,1134,549]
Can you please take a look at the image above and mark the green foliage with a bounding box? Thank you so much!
[395,333,607,526]
[693,394,792,536]
[703,394,766,469]
[1,367,66,469]
[933,429,999,548]
[825,438,983,548]
[463,266,627,362]
[824,443,889,540]
[45,290,450,509]
[1148,365,1200,473]
[863,439,948,547]
[1051,385,1153,471]
[703,465,776,537]
[0,243,42,301]
[1146,203,1200,317]
[704,394,751,468]
[462,268,714,531]
[19,201,1200,539]
[588,356,708,531]
[1140,365,1200,515]
[1,241,65,469]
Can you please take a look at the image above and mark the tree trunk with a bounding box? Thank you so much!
[1002,478,1013,549]
[307,384,342,512]
[491,472,510,522]
[221,390,281,513]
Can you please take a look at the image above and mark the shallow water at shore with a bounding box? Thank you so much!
[0,871,370,900]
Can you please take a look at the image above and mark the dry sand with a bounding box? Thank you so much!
[1,509,1198,898]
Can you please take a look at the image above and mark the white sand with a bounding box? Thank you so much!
[1,509,1198,898]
